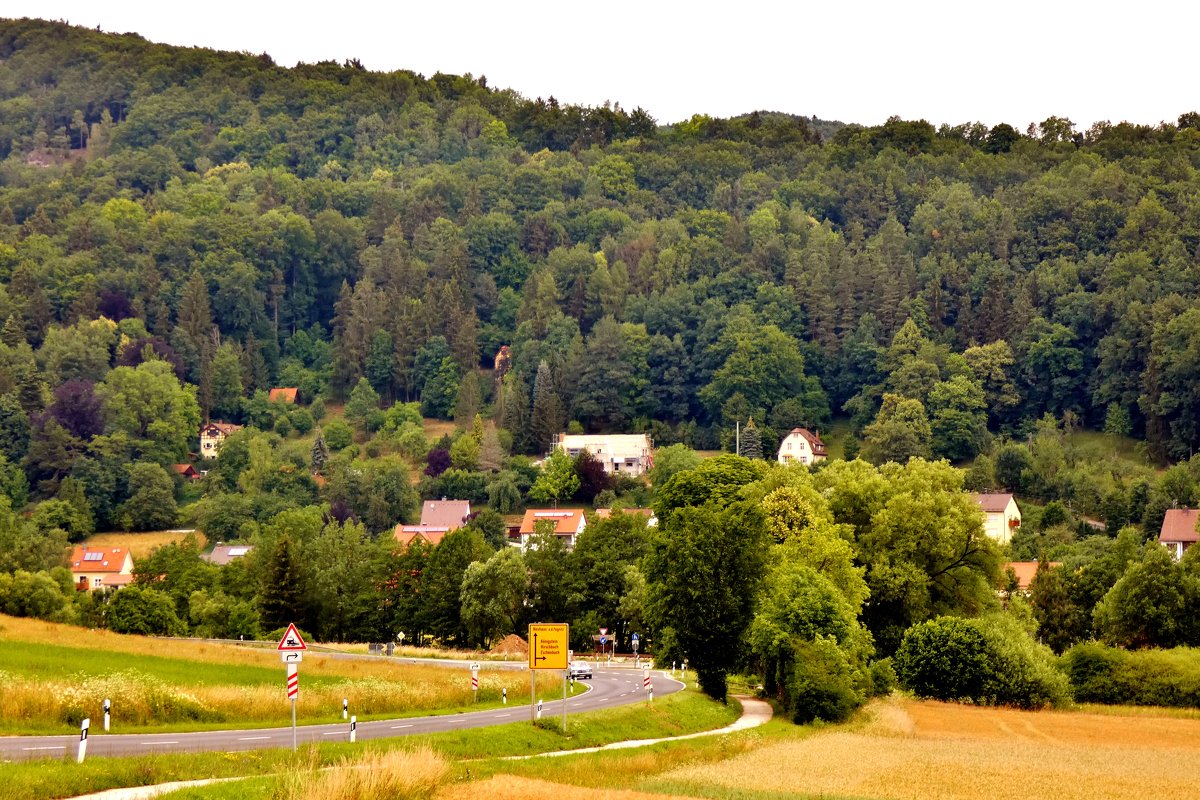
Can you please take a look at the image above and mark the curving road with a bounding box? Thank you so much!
[0,666,683,762]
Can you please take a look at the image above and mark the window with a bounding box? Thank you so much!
[93,577,103,587]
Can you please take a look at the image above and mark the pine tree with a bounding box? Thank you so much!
[259,534,308,633]
[453,372,482,427]
[501,372,532,455]
[311,430,330,474]
[530,360,565,454]
[741,417,763,460]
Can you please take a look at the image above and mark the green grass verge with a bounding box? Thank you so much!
[1,685,739,800]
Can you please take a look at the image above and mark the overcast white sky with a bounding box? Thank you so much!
[10,1,1198,128]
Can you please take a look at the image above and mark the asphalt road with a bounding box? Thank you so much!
[0,666,683,762]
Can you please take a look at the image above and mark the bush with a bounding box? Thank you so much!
[1064,643,1200,707]
[323,420,353,450]
[895,615,1069,708]
[788,636,865,723]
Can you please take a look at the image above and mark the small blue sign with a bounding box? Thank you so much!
[600,636,607,645]
[631,633,639,643]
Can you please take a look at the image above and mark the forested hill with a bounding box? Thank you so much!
[2,18,1200,503]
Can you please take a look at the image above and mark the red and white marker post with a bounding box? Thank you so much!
[277,623,308,751]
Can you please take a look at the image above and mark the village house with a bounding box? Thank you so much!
[199,422,242,457]
[552,433,653,477]
[1159,507,1200,560]
[268,387,298,404]
[171,464,201,481]
[516,508,587,551]
[973,492,1022,545]
[394,500,472,548]
[776,428,827,466]
[69,545,134,591]
[202,543,255,566]
[1003,560,1061,594]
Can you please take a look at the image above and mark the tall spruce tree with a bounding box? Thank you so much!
[530,360,565,454]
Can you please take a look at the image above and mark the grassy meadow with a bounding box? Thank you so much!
[0,615,562,732]
[82,530,208,558]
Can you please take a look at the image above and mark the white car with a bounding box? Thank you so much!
[568,661,593,680]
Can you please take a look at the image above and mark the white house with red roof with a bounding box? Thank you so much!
[69,545,134,591]
[776,428,827,466]
[199,421,242,457]
[394,500,472,548]
[1160,508,1200,560]
[516,508,587,551]
[972,492,1021,545]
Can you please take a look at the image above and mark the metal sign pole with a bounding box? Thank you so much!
[530,669,535,724]
[561,670,567,732]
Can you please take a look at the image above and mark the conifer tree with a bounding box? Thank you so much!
[501,372,532,455]
[311,429,330,474]
[741,417,763,460]
[530,360,565,454]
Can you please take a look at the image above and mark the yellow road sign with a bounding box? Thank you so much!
[528,623,569,670]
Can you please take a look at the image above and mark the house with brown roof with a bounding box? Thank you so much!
[172,464,201,481]
[203,543,255,566]
[777,428,827,466]
[517,508,587,551]
[394,500,472,548]
[69,545,134,591]
[1160,508,1200,560]
[199,422,242,457]
[269,387,298,404]
[972,493,1021,544]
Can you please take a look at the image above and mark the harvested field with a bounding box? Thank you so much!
[85,530,206,558]
[439,776,698,800]
[657,697,1200,800]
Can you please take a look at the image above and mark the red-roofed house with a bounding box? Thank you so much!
[172,464,201,481]
[1004,561,1062,593]
[69,545,134,591]
[776,428,827,466]
[269,387,298,404]
[517,508,587,551]
[1160,508,1200,560]
[394,500,472,548]
[199,422,242,457]
[972,492,1021,545]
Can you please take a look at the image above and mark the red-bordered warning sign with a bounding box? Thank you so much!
[277,623,308,652]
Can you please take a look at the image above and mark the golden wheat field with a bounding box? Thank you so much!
[655,698,1200,800]
[84,530,207,558]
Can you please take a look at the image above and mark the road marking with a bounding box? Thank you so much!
[21,746,65,751]
[390,724,413,729]
[144,741,179,745]
[493,713,511,718]
[237,736,270,741]
[322,732,343,736]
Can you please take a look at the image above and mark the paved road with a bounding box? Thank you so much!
[0,666,683,762]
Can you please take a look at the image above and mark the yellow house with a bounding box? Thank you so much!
[69,545,134,591]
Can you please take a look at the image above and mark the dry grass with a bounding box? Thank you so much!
[84,530,207,558]
[656,697,1200,800]
[437,776,700,800]
[278,746,450,800]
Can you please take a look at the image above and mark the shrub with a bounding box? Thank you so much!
[1064,643,1200,707]
[895,614,1069,708]
[323,420,353,450]
[787,636,865,723]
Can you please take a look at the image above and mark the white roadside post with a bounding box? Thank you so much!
[77,718,89,763]
[502,687,507,705]
[470,662,480,703]
[103,698,110,732]
[350,715,357,743]
[343,698,348,720]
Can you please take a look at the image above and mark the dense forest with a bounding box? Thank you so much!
[5,18,1200,714]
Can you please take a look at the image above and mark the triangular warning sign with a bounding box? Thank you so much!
[277,623,308,651]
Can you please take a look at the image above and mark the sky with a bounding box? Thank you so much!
[10,0,1199,129]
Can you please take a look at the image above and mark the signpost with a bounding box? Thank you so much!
[103,698,110,732]
[77,718,89,763]
[528,623,569,730]
[470,661,480,702]
[277,623,307,751]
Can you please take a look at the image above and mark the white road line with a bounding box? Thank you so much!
[322,732,343,736]
[144,741,179,745]
[21,746,65,751]
[493,713,511,717]
[390,724,413,729]
[237,736,270,741]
